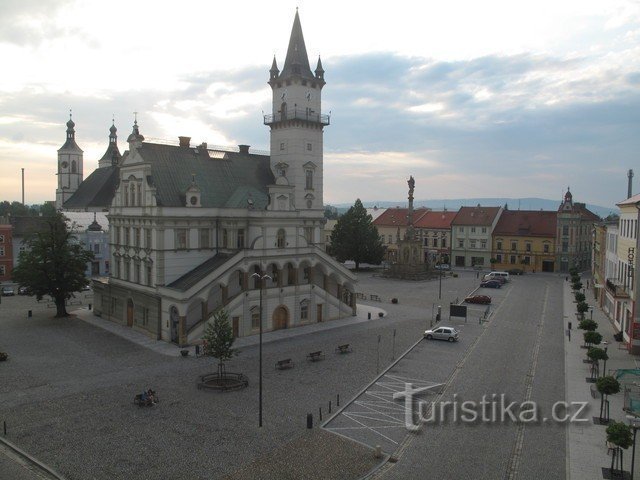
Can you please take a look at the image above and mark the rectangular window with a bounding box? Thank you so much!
[252,310,260,330]
[114,259,120,278]
[146,265,152,286]
[510,255,516,264]
[93,243,100,254]
[481,240,487,249]
[482,227,487,233]
[562,241,568,253]
[222,229,228,248]
[307,143,312,151]
[543,244,549,253]
[0,246,4,256]
[0,235,4,243]
[124,260,130,281]
[511,242,517,251]
[280,142,285,151]
[441,238,446,248]
[496,254,502,262]
[304,227,313,244]
[458,239,464,248]
[134,263,140,284]
[301,303,309,320]
[134,228,140,247]
[176,229,188,249]
[305,170,313,190]
[471,227,476,233]
[525,243,531,252]
[237,229,245,248]
[459,227,463,233]
[105,261,110,274]
[562,225,569,236]
[523,256,531,265]
[497,241,502,250]
[199,229,210,249]
[432,238,438,247]
[145,229,152,249]
[470,239,477,249]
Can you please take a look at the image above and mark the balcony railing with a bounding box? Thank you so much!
[264,109,330,126]
[605,278,630,297]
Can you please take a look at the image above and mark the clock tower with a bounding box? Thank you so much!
[56,113,84,209]
[265,10,328,213]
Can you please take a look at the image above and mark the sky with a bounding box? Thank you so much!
[1,0,639,210]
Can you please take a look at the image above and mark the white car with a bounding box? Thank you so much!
[424,326,459,342]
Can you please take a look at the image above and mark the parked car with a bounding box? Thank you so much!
[507,268,524,275]
[483,271,510,282]
[482,274,506,284]
[424,326,459,342]
[465,294,492,304]
[2,286,15,296]
[18,286,30,295]
[480,280,502,288]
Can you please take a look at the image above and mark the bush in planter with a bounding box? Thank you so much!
[577,301,589,315]
[584,330,602,348]
[574,292,586,303]
[391,298,398,304]
[606,421,633,477]
[378,312,384,318]
[0,352,7,361]
[578,319,598,331]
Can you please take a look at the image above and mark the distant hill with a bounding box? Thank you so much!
[331,197,616,219]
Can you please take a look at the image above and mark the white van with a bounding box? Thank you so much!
[483,271,510,282]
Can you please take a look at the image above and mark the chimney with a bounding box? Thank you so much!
[199,142,207,150]
[628,169,634,199]
[238,145,250,154]
[179,136,191,148]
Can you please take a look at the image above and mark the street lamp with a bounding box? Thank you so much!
[627,416,640,480]
[251,271,272,428]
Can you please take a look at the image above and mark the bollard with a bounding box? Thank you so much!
[28,310,32,318]
[329,400,332,414]
[374,445,382,459]
[319,406,322,422]
[3,420,6,436]
[368,312,371,320]
[307,413,313,429]
[568,322,572,330]
[337,394,340,407]
[195,345,200,356]
[88,303,92,310]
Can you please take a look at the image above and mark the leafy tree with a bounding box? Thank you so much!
[577,301,589,314]
[330,199,385,270]
[578,319,597,331]
[596,375,619,422]
[606,421,633,476]
[572,281,583,291]
[12,213,93,317]
[588,347,609,379]
[583,331,602,348]
[203,308,237,376]
[574,292,586,303]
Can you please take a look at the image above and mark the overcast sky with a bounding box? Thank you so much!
[1,0,639,209]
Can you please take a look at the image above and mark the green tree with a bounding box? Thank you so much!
[574,292,586,303]
[572,281,583,291]
[330,199,384,270]
[203,308,237,376]
[606,421,633,476]
[583,331,602,349]
[577,301,589,314]
[12,213,93,317]
[596,375,619,422]
[578,319,598,331]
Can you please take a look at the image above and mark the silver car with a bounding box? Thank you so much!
[424,326,459,342]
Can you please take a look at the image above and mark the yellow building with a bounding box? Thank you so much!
[491,210,557,273]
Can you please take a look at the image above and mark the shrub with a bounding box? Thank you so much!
[579,319,598,331]
[588,347,609,363]
[391,298,398,304]
[606,421,633,449]
[577,302,589,314]
[572,281,583,291]
[0,352,7,361]
[378,312,384,318]
[574,292,586,303]
[584,331,603,347]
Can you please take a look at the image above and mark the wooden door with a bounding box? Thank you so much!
[232,316,239,338]
[317,304,323,323]
[272,306,288,330]
[127,299,134,327]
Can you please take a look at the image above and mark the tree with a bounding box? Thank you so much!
[330,199,385,270]
[583,331,602,349]
[572,281,583,291]
[576,301,589,314]
[574,292,586,303]
[588,347,609,379]
[578,319,598,331]
[606,421,633,476]
[12,213,93,317]
[203,308,237,376]
[596,375,619,422]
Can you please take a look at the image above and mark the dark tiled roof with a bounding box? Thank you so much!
[373,208,429,227]
[280,11,314,80]
[167,253,232,291]
[493,210,557,237]
[451,206,501,226]
[63,166,119,210]
[138,143,273,209]
[414,211,457,229]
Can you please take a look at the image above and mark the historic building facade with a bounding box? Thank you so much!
[92,11,357,345]
[450,206,503,268]
[556,188,600,272]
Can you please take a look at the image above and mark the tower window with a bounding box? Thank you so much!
[280,142,285,151]
[307,143,312,151]
[277,229,286,248]
[305,170,313,190]
[71,160,77,173]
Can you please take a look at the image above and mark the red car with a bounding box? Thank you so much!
[465,295,492,304]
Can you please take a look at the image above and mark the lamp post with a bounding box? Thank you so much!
[251,271,271,428]
[628,416,640,480]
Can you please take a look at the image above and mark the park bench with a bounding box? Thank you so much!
[306,351,325,362]
[370,294,380,301]
[335,344,352,354]
[275,358,294,370]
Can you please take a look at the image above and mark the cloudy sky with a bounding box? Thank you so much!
[1,0,639,209]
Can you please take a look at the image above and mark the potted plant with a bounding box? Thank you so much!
[596,375,620,423]
[606,421,633,477]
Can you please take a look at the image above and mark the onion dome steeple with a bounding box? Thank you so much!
[59,110,83,152]
[98,120,123,168]
[127,114,145,149]
[280,9,314,80]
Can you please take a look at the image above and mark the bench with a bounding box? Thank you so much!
[335,344,352,354]
[275,358,294,370]
[370,294,381,301]
[306,351,325,362]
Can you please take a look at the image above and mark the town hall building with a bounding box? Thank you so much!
[89,11,357,345]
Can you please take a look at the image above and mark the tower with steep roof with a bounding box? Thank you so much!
[56,112,84,209]
[97,121,122,168]
[264,10,328,212]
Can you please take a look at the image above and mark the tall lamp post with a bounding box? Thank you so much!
[251,271,271,428]
[628,416,640,480]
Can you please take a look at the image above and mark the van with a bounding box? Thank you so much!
[483,271,510,282]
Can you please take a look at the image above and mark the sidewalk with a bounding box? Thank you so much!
[565,278,640,480]
[72,303,387,357]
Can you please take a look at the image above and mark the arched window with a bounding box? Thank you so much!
[281,102,287,119]
[129,183,135,206]
[71,160,77,173]
[251,306,260,330]
[276,229,286,248]
[137,183,142,206]
[124,184,129,206]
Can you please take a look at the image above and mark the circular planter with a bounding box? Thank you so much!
[197,372,249,392]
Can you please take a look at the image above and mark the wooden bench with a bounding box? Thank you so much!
[306,351,325,362]
[335,344,352,354]
[275,358,294,370]
[370,294,381,301]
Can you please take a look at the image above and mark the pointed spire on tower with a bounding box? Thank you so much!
[280,10,314,79]
[270,55,280,81]
[315,55,324,80]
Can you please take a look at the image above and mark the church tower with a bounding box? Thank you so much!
[55,113,84,209]
[97,121,122,168]
[265,10,328,213]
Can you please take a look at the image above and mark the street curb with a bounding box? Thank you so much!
[0,435,67,479]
